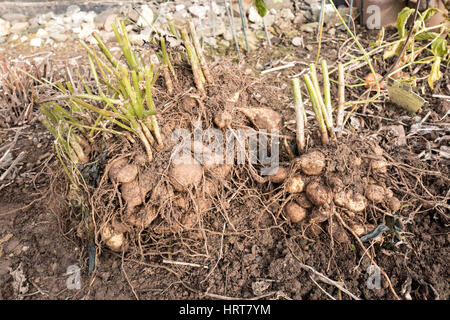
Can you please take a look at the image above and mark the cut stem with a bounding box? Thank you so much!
[188,21,213,84]
[336,63,345,138]
[291,78,305,153]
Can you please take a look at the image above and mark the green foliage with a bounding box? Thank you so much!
[254,0,267,17]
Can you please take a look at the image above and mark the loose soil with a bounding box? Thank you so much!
[0,25,448,300]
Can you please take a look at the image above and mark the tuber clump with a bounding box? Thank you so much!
[285,175,305,193]
[299,151,326,175]
[306,180,330,206]
[238,107,282,131]
[365,184,385,203]
[170,160,203,192]
[285,201,307,223]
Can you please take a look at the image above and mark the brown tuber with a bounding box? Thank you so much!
[309,206,331,224]
[306,180,330,206]
[333,189,367,213]
[214,110,232,129]
[109,158,138,183]
[170,160,203,192]
[299,151,326,175]
[387,197,401,212]
[285,175,305,193]
[121,180,144,208]
[371,159,388,173]
[238,107,282,131]
[268,166,289,184]
[365,184,385,203]
[285,201,307,223]
[101,226,125,252]
[295,193,313,209]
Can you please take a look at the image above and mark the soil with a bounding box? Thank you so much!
[0,24,449,301]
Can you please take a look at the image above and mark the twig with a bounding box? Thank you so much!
[287,245,361,300]
[336,63,345,138]
[309,274,336,300]
[225,0,241,59]
[0,151,25,181]
[261,62,296,75]
[238,0,249,52]
[162,259,208,269]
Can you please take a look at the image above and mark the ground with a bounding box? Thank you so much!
[0,21,449,300]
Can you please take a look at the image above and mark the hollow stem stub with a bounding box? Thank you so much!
[291,78,305,153]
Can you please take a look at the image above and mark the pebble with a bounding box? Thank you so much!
[188,5,208,19]
[248,6,262,24]
[50,33,68,42]
[291,36,302,47]
[0,18,10,37]
[66,5,81,16]
[136,5,154,27]
[300,22,318,33]
[10,22,29,34]
[30,37,42,47]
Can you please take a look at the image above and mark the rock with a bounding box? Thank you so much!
[203,37,217,47]
[306,44,314,51]
[10,22,29,34]
[0,36,6,44]
[266,0,293,10]
[248,6,262,24]
[223,29,233,41]
[294,13,305,25]
[281,8,295,21]
[2,13,28,22]
[327,27,336,36]
[0,18,10,37]
[94,8,117,28]
[175,4,186,11]
[300,22,318,33]
[136,5,154,27]
[20,35,28,43]
[128,32,147,45]
[50,33,68,42]
[36,28,48,38]
[30,37,42,47]
[188,5,208,19]
[264,14,276,27]
[291,36,302,47]
[66,5,81,16]
[104,14,118,32]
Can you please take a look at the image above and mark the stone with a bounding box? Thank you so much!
[300,22,318,33]
[203,37,217,48]
[36,28,48,38]
[188,5,208,19]
[0,36,5,44]
[265,0,293,10]
[280,8,295,21]
[30,37,42,47]
[94,8,117,28]
[9,22,29,34]
[136,5,154,27]
[50,33,68,42]
[66,5,81,16]
[291,36,302,47]
[294,13,305,25]
[248,6,262,24]
[1,13,28,22]
[104,14,118,32]
[128,32,147,45]
[327,27,336,37]
[0,18,10,37]
[175,4,186,12]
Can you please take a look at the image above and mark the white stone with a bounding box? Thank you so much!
[20,35,28,42]
[188,5,208,19]
[30,37,42,47]
[10,22,29,34]
[50,33,68,42]
[136,5,154,27]
[104,14,118,32]
[281,8,295,21]
[291,37,302,46]
[66,5,81,16]
[175,4,186,12]
[248,6,262,24]
[0,18,10,37]
[36,28,48,38]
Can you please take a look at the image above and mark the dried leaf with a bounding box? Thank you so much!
[428,57,442,89]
